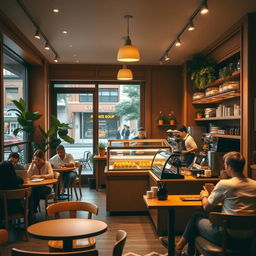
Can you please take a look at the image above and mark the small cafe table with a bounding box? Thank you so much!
[144,195,202,256]
[27,218,108,251]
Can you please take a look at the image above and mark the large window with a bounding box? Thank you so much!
[79,88,119,103]
[3,49,27,163]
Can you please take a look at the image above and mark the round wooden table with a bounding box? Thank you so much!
[24,178,58,187]
[27,218,107,251]
[53,167,76,172]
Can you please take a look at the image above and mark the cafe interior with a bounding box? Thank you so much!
[1,0,256,256]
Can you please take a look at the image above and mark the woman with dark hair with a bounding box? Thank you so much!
[0,161,24,227]
[27,149,53,212]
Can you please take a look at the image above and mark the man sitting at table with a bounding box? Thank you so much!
[159,151,256,256]
[8,152,25,170]
[49,145,75,194]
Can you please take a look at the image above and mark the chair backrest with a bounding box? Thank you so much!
[209,212,256,255]
[83,151,91,162]
[0,229,8,244]
[0,187,32,220]
[12,248,98,256]
[74,162,83,179]
[47,201,99,219]
[112,230,127,256]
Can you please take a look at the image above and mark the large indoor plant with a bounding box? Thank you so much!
[187,54,217,91]
[8,98,74,152]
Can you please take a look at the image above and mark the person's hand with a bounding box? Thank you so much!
[200,189,209,200]
[31,175,41,179]
[181,150,187,154]
[59,163,65,167]
[32,160,36,164]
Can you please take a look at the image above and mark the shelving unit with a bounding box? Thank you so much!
[205,71,240,88]
[195,116,241,121]
[203,133,241,140]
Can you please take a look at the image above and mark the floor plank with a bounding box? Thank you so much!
[2,187,168,256]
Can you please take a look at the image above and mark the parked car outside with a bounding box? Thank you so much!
[4,134,24,152]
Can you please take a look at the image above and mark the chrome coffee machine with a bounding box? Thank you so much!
[166,129,181,152]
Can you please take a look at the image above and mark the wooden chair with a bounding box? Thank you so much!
[112,230,127,256]
[78,151,92,172]
[195,212,256,256]
[46,201,99,252]
[67,162,83,200]
[11,248,98,256]
[0,187,32,240]
[0,229,8,244]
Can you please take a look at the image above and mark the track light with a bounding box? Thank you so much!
[188,21,195,31]
[159,0,209,62]
[44,42,50,50]
[16,0,60,63]
[201,0,209,15]
[54,55,59,63]
[164,53,170,62]
[117,15,140,62]
[117,65,133,80]
[175,38,181,47]
[34,29,40,39]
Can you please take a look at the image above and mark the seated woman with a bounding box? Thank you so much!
[27,149,53,213]
[0,161,24,227]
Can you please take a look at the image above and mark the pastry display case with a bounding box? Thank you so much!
[107,139,171,171]
[151,149,184,179]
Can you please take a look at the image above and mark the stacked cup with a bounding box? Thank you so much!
[146,186,158,199]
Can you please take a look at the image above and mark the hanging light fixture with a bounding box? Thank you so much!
[117,65,133,80]
[44,42,50,50]
[188,21,195,31]
[117,15,140,62]
[34,29,41,39]
[164,53,170,62]
[175,38,181,47]
[201,0,209,15]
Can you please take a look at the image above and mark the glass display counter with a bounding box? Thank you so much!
[107,139,171,171]
[151,150,184,179]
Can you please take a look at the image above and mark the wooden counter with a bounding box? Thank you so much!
[105,170,149,212]
[93,155,107,191]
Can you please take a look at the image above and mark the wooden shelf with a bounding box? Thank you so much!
[192,90,240,104]
[204,133,241,139]
[195,116,241,121]
[157,124,176,127]
[206,71,240,88]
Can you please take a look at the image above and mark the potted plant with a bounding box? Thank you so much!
[156,111,166,125]
[8,98,74,153]
[187,54,217,91]
[98,142,106,157]
[195,108,204,119]
[168,111,176,126]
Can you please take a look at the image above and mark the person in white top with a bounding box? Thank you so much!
[49,145,75,194]
[161,151,256,256]
[27,149,53,213]
[177,125,198,166]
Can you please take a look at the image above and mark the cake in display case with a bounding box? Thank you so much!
[151,149,184,179]
[107,139,171,171]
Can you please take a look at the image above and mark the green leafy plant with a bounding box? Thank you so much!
[98,142,106,151]
[195,108,204,114]
[167,111,176,122]
[155,111,166,121]
[187,54,217,91]
[8,98,74,152]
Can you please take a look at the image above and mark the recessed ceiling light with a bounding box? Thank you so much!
[53,9,59,13]
[62,30,68,34]
[76,60,80,63]
[69,45,73,48]
[73,54,77,57]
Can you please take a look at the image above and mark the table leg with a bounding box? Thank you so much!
[63,239,73,252]
[168,208,175,256]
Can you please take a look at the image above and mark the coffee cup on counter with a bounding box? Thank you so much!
[151,186,158,198]
[146,190,153,199]
[204,169,212,177]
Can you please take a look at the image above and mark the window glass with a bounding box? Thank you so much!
[3,51,27,163]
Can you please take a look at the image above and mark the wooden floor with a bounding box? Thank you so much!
[2,187,168,256]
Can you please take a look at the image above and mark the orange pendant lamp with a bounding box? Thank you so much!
[117,15,140,62]
[117,65,133,80]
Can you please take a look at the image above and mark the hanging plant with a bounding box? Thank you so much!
[187,54,217,91]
